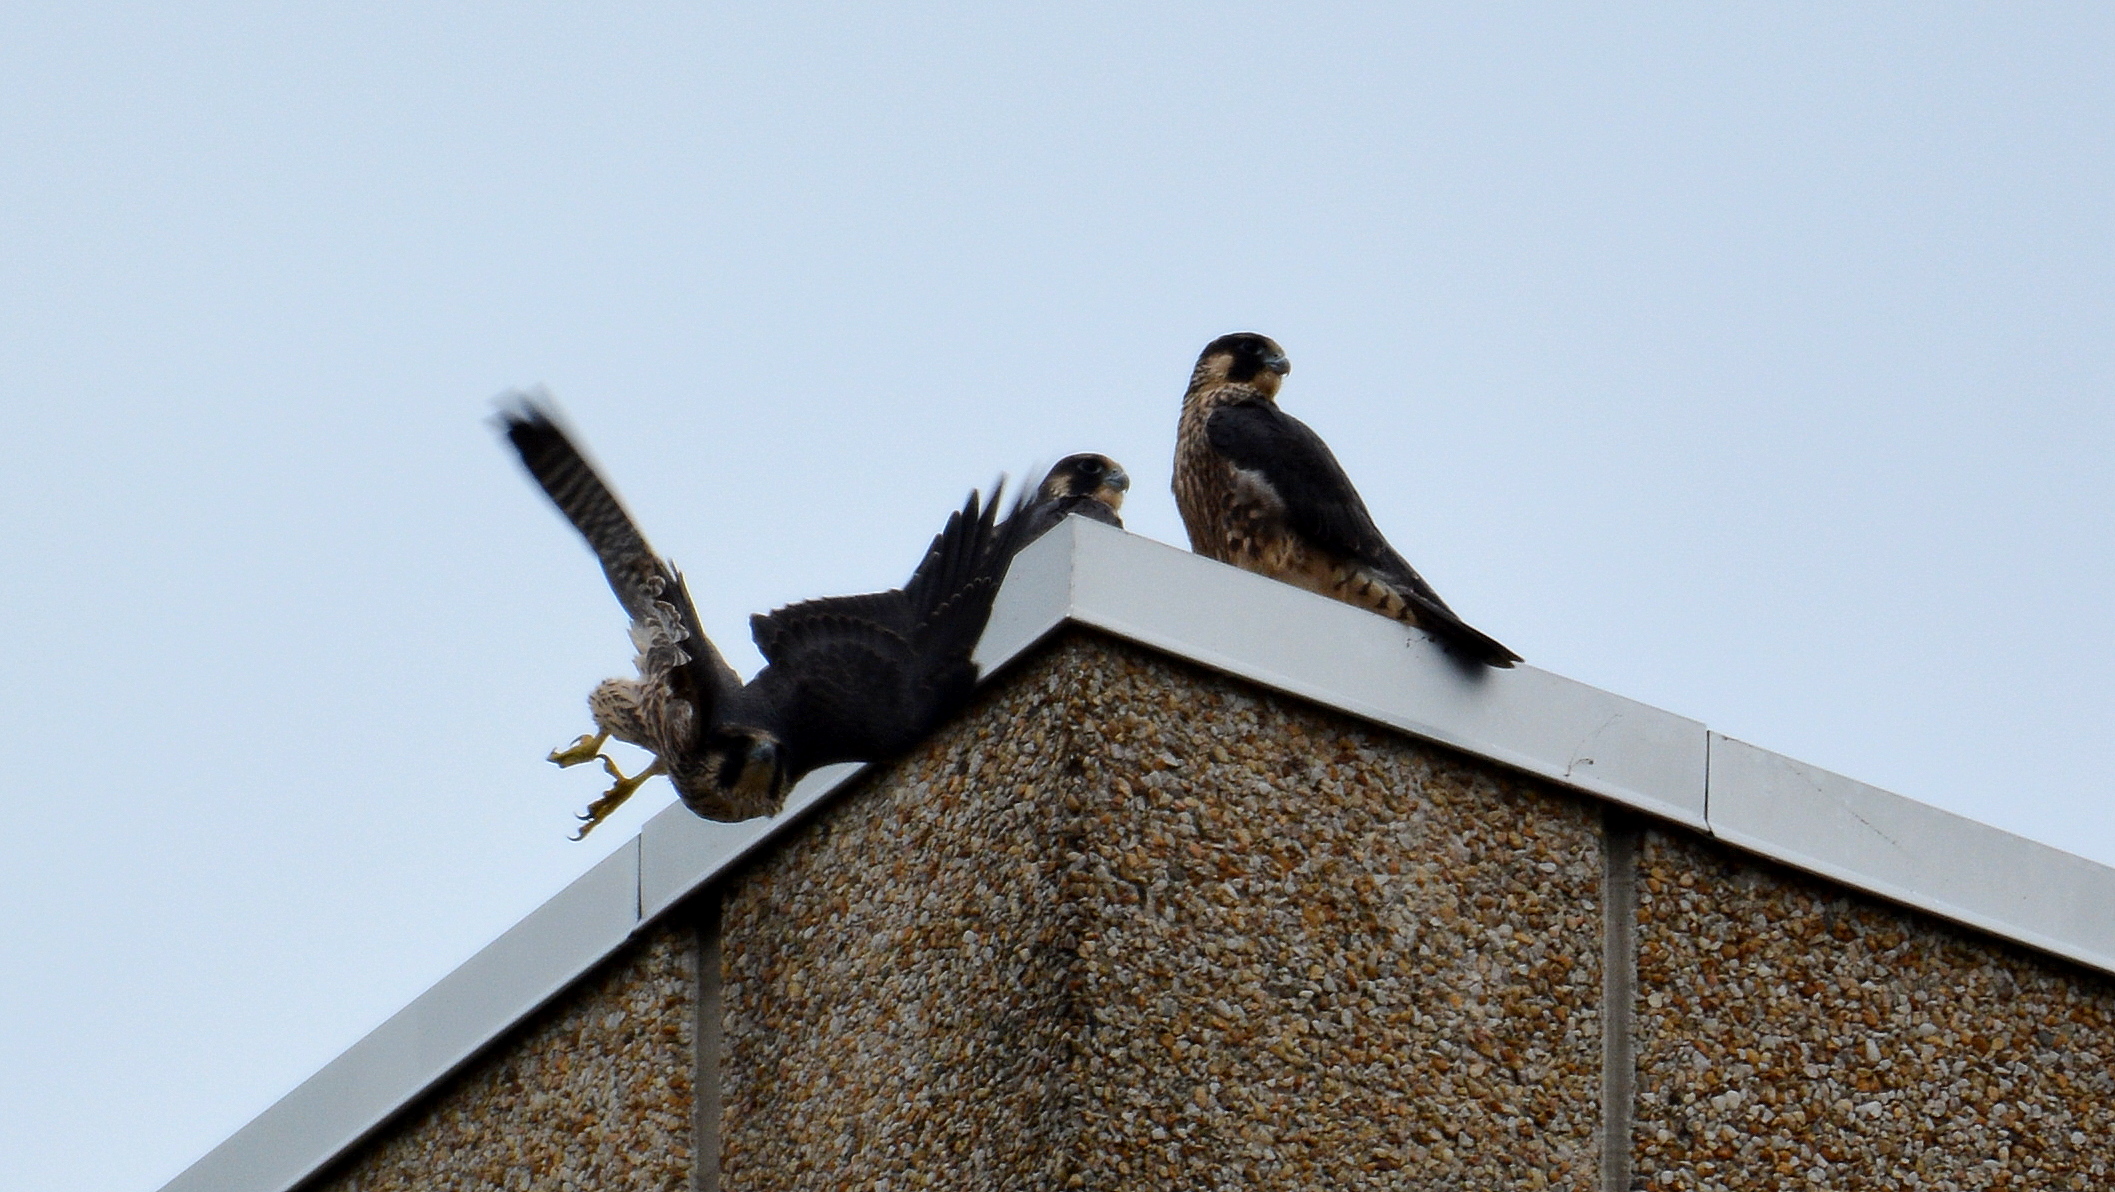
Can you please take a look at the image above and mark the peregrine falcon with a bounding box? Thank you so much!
[500,398,1031,835]
[1172,333,1520,668]
[1006,453,1128,547]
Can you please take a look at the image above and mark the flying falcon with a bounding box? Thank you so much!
[1005,453,1129,547]
[500,398,1030,835]
[1172,333,1520,668]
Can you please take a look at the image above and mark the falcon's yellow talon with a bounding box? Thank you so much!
[567,755,667,840]
[547,732,609,768]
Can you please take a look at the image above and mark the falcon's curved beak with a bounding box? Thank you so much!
[1094,466,1130,513]
[1263,353,1291,376]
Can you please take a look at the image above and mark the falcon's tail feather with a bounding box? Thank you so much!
[740,481,1030,697]
[1413,599,1522,669]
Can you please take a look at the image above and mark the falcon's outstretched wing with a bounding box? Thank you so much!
[498,398,739,715]
[905,483,1033,663]
[741,483,1030,773]
[504,397,1048,831]
[749,481,1029,663]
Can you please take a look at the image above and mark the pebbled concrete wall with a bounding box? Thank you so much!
[721,632,1606,1191]
[1634,827,2115,1191]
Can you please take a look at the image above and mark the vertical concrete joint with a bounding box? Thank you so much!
[1601,807,1639,1192]
[693,888,724,1192]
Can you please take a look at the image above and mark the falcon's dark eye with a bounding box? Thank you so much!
[1078,459,1103,475]
[1198,331,1284,380]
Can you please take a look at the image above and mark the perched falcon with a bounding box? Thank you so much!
[1172,333,1520,668]
[1005,453,1129,547]
[500,398,1031,835]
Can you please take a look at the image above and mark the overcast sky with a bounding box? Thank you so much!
[4,5,2112,1190]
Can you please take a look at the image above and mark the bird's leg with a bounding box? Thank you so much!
[547,732,609,768]
[569,755,668,840]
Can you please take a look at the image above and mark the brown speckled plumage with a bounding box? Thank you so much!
[1175,381,1374,609]
[1173,333,1520,668]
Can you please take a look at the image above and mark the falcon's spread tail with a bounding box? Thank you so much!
[731,480,1030,784]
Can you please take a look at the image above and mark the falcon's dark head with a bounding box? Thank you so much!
[1039,453,1130,514]
[1192,332,1290,398]
[687,727,790,820]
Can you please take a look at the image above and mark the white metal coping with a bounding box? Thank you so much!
[160,517,2115,1192]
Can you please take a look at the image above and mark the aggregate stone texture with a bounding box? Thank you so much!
[310,921,695,1192]
[722,631,1605,1191]
[1633,827,2115,1191]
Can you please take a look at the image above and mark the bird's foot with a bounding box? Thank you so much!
[547,732,609,768]
[569,755,667,840]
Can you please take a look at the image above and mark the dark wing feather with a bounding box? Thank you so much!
[736,619,919,770]
[750,591,909,665]
[501,401,665,621]
[656,564,739,727]
[1206,400,1520,667]
[914,486,1019,628]
[749,484,1020,663]
[742,483,1033,776]
[497,396,740,707]
[1206,403,1452,604]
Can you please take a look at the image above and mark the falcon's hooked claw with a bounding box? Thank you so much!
[568,755,668,840]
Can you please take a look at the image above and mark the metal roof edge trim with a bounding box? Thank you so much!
[1705,733,2115,977]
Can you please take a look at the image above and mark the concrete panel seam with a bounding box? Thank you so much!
[1699,723,1712,832]
[693,888,723,1192]
[1601,806,1639,1192]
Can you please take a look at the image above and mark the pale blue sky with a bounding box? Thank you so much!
[4,5,2112,1190]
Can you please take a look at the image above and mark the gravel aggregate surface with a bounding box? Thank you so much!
[723,632,1605,1191]
[1635,827,2115,1191]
